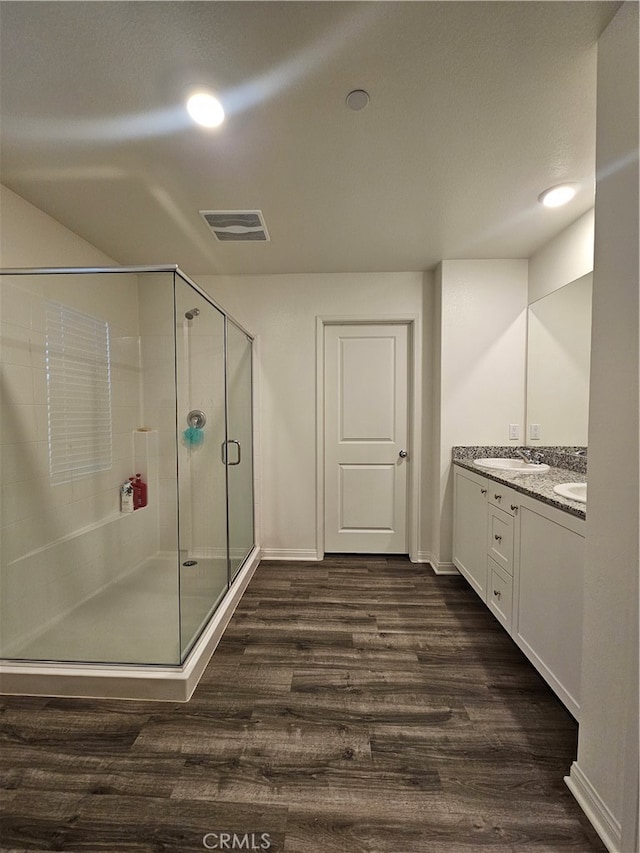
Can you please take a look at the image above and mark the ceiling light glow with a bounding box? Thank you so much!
[538,184,577,208]
[186,92,225,128]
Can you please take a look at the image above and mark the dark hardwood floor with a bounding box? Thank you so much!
[0,556,606,852]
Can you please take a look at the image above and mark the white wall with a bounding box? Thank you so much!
[198,271,430,560]
[528,208,594,304]
[433,259,528,567]
[202,263,528,571]
[568,5,639,851]
[0,184,116,269]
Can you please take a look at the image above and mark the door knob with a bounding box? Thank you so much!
[399,450,408,458]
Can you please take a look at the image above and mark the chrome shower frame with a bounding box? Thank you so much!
[0,265,259,701]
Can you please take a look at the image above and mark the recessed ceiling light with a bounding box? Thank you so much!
[186,92,225,128]
[538,184,577,208]
[346,89,370,111]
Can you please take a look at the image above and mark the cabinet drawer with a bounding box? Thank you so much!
[488,557,513,632]
[488,505,514,574]
[488,485,519,516]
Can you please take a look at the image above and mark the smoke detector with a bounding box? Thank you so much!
[199,210,270,242]
[346,89,370,111]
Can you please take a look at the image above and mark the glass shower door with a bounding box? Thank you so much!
[174,279,228,659]
[225,320,255,581]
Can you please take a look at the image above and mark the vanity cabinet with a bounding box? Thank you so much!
[452,463,585,719]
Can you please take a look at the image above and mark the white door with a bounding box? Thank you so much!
[324,323,409,553]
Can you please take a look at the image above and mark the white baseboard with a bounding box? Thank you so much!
[413,551,432,563]
[260,550,459,572]
[260,548,321,561]
[431,561,459,575]
[565,761,622,852]
[411,552,459,575]
[423,552,459,575]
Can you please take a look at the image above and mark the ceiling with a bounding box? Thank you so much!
[0,1,620,277]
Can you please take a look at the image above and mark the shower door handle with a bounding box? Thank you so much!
[228,440,241,465]
[221,440,241,465]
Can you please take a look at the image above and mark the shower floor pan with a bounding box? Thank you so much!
[0,546,260,702]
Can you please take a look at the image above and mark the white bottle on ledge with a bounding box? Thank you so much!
[120,480,134,513]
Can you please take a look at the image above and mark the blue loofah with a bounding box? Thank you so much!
[182,426,204,447]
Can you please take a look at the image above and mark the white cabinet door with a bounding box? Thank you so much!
[513,499,585,719]
[324,324,409,553]
[453,468,488,600]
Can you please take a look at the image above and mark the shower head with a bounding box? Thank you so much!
[185,308,200,320]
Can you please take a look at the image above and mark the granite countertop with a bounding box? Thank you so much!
[452,447,587,520]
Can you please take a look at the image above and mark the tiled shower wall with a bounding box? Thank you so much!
[0,273,161,654]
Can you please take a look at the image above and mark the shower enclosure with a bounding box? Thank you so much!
[0,266,257,699]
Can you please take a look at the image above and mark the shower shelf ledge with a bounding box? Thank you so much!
[8,508,150,564]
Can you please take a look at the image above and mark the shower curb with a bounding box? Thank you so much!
[0,546,261,703]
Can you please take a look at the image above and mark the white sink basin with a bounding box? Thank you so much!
[474,457,550,473]
[553,482,587,503]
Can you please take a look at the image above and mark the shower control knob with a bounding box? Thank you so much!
[399,450,408,458]
[187,410,206,429]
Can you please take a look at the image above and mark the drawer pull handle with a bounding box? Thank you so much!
[494,494,502,501]
[510,504,518,513]
[494,534,502,542]
[493,589,502,599]
[481,488,487,495]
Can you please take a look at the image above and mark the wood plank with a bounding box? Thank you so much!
[283,800,603,853]
[251,694,471,726]
[241,645,419,669]
[171,759,441,807]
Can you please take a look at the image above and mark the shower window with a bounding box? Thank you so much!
[45,300,113,485]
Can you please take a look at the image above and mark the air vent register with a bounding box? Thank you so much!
[199,210,270,242]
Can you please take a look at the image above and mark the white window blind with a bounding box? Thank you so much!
[45,301,112,485]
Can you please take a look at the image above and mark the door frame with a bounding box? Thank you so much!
[316,314,423,562]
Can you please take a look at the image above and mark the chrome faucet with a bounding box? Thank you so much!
[516,448,544,464]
